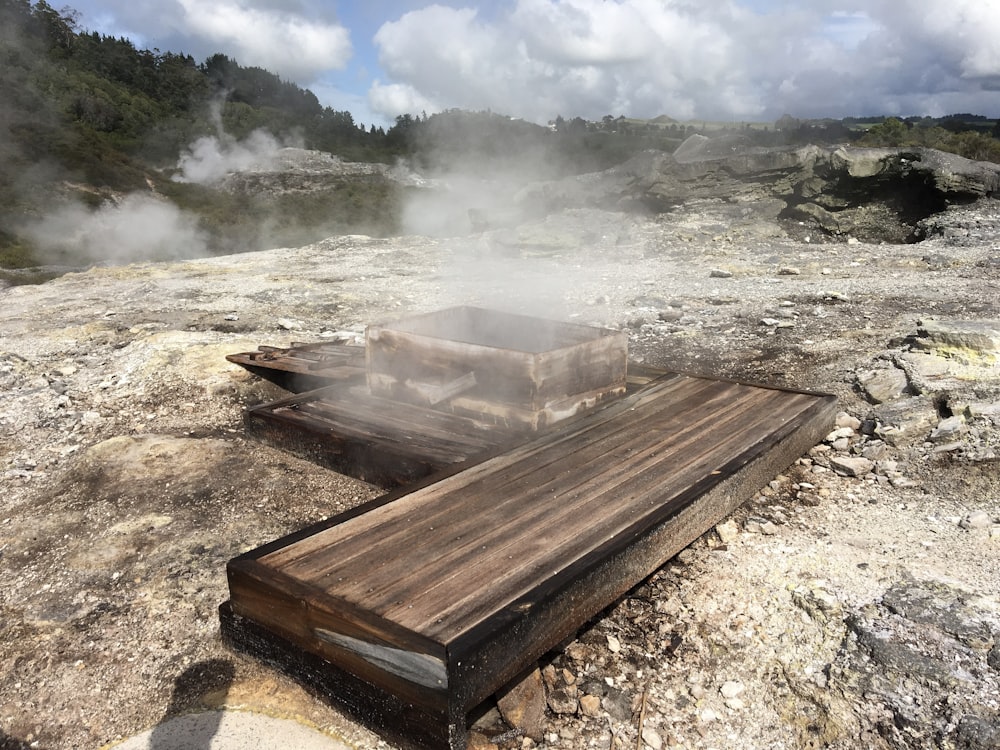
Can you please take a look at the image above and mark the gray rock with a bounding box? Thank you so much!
[955,714,1000,750]
[930,416,966,442]
[915,319,1000,357]
[861,441,888,461]
[988,644,1000,671]
[900,351,953,381]
[960,511,992,530]
[857,367,909,404]
[600,687,632,722]
[873,397,939,446]
[830,456,875,477]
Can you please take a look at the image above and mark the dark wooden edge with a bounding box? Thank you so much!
[220,602,467,750]
[227,557,446,660]
[446,392,839,709]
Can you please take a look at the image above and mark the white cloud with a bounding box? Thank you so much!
[368,0,1000,123]
[173,0,351,80]
[80,0,353,84]
[368,81,440,120]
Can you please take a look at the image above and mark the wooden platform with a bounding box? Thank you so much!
[223,369,837,749]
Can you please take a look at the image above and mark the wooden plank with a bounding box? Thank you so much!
[224,370,838,749]
[449,389,838,712]
[273,378,757,599]
[259,373,696,571]
[273,386,812,641]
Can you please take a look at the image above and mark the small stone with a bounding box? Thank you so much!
[715,519,740,544]
[709,268,733,278]
[720,681,745,699]
[929,416,966,443]
[725,697,746,710]
[960,511,992,530]
[932,442,964,454]
[641,727,663,750]
[547,686,579,716]
[760,521,778,535]
[606,634,621,653]
[989,644,1000,671]
[579,694,602,718]
[829,456,874,477]
[760,318,780,327]
[826,427,856,442]
[862,441,888,461]
[699,708,719,722]
[778,266,802,275]
[601,688,632,721]
[836,412,863,430]
[276,317,304,331]
[497,667,547,741]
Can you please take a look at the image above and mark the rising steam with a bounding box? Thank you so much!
[173,128,291,184]
[21,193,209,267]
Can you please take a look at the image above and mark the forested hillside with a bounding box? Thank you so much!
[0,0,398,274]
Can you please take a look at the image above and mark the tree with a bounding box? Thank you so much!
[863,117,908,147]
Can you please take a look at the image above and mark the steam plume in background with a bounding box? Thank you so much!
[173,128,293,184]
[21,194,209,267]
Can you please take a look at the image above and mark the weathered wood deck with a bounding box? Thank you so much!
[222,365,837,749]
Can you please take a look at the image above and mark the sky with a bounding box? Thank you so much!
[63,0,1000,128]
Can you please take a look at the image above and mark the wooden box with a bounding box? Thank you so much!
[365,306,628,430]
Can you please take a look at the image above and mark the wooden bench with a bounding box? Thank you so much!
[221,370,836,748]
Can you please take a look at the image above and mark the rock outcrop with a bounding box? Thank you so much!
[516,139,1000,244]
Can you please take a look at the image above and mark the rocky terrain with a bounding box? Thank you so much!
[1,144,998,750]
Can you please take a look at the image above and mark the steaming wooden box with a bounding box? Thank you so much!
[365,306,628,431]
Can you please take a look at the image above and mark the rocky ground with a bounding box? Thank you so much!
[1,149,999,750]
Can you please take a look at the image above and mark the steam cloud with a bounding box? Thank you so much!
[173,128,290,184]
[22,194,209,267]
